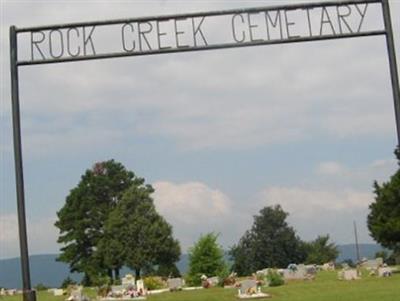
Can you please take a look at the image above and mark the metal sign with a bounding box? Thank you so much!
[8,1,399,301]
[14,0,387,65]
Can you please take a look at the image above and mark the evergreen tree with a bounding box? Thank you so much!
[368,148,400,259]
[105,183,181,279]
[55,160,135,284]
[304,235,338,265]
[187,233,226,286]
[230,205,306,276]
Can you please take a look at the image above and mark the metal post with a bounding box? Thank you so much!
[9,26,36,301]
[353,221,361,263]
[382,0,400,145]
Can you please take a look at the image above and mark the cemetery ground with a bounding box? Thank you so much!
[2,270,400,301]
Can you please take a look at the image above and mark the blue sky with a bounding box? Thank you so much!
[1,0,400,259]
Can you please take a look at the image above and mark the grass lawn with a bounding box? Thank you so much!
[2,271,399,301]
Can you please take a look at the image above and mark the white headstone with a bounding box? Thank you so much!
[378,267,392,277]
[122,274,136,286]
[53,289,64,296]
[362,258,383,269]
[136,279,145,295]
[338,269,360,280]
[207,276,219,286]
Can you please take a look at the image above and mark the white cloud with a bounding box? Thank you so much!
[259,186,375,243]
[153,181,239,250]
[153,181,232,225]
[314,158,397,188]
[316,161,346,176]
[262,186,372,216]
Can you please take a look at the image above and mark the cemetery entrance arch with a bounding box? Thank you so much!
[9,1,399,300]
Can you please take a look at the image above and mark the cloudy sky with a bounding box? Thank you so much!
[1,0,399,259]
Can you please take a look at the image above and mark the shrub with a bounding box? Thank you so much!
[217,265,231,287]
[143,276,165,290]
[185,273,202,287]
[97,285,111,298]
[187,233,226,285]
[266,270,284,287]
[34,283,48,291]
[61,277,76,289]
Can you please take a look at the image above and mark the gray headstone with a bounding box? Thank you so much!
[239,280,257,295]
[167,278,183,290]
[111,285,125,294]
[207,276,219,286]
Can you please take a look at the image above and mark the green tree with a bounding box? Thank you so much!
[187,233,227,286]
[304,235,338,265]
[105,183,181,279]
[368,148,400,257]
[34,283,48,291]
[157,263,181,278]
[55,160,135,284]
[375,250,388,262]
[60,277,76,289]
[230,205,307,276]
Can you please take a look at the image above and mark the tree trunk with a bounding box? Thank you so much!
[107,268,113,280]
[135,268,141,279]
[82,273,91,286]
[114,268,120,280]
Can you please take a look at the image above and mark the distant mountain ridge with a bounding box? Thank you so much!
[0,243,384,289]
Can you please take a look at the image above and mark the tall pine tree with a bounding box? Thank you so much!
[55,160,135,284]
[230,205,306,276]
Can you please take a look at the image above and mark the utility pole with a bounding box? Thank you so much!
[353,221,361,263]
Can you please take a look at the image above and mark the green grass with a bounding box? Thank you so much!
[2,271,399,301]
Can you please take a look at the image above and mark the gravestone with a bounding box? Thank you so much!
[136,279,145,295]
[122,274,136,286]
[67,287,89,301]
[238,279,270,299]
[256,268,270,277]
[361,258,383,270]
[167,278,183,291]
[322,262,335,271]
[378,267,393,277]
[305,265,317,275]
[111,285,125,295]
[207,276,219,287]
[53,289,64,296]
[239,280,258,295]
[338,269,360,280]
[281,264,312,280]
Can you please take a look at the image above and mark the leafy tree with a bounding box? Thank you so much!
[104,183,181,279]
[230,205,307,276]
[187,233,227,286]
[340,259,355,268]
[157,263,181,278]
[387,251,400,265]
[304,235,338,265]
[34,283,48,291]
[368,148,400,255]
[60,276,76,289]
[375,250,388,262]
[55,160,135,284]
[96,226,126,281]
